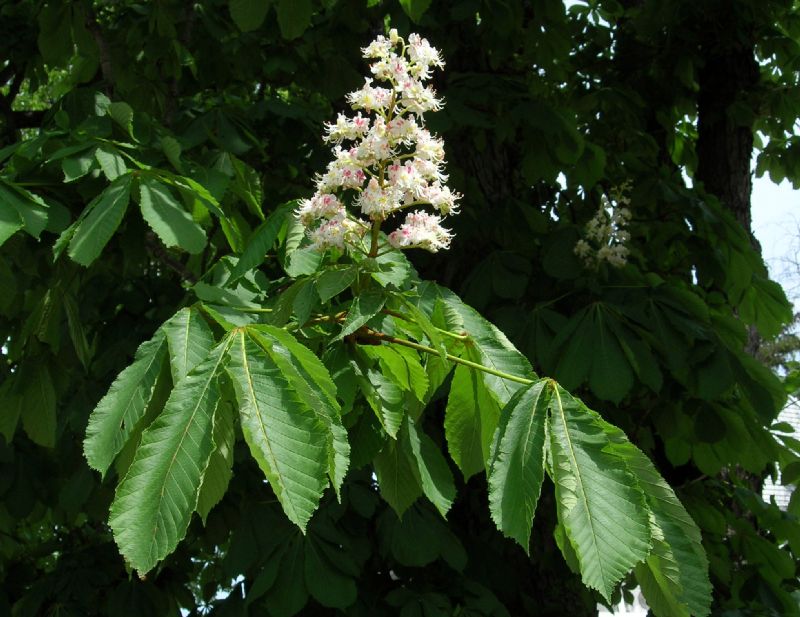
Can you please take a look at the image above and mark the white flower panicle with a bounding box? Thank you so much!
[298,30,460,254]
[574,183,632,268]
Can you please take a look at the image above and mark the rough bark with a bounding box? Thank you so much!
[695,6,760,251]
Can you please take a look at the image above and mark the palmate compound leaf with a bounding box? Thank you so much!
[83,329,168,476]
[226,328,329,530]
[548,383,652,601]
[487,380,549,550]
[109,337,230,575]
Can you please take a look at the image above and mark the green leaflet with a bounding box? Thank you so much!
[316,265,356,303]
[611,441,711,617]
[351,349,406,438]
[373,436,423,518]
[437,285,534,406]
[303,514,362,609]
[370,246,417,288]
[228,202,293,284]
[249,324,350,497]
[0,196,24,247]
[335,289,385,341]
[139,177,207,254]
[229,0,271,32]
[196,401,235,524]
[363,344,429,403]
[244,508,361,613]
[264,534,308,617]
[109,337,230,575]
[68,175,132,266]
[163,306,216,384]
[399,0,433,22]
[304,534,358,609]
[62,150,97,182]
[548,384,652,601]
[95,145,127,181]
[226,329,329,530]
[487,380,549,550]
[444,354,502,479]
[84,329,168,476]
[276,0,312,40]
[0,181,50,239]
[397,296,447,359]
[19,362,57,448]
[378,504,467,570]
[404,416,456,517]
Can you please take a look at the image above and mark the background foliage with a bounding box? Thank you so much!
[2,0,800,615]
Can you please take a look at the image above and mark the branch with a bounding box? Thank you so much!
[145,232,198,284]
[7,110,46,127]
[86,13,113,93]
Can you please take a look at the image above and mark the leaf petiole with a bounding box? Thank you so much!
[360,329,534,386]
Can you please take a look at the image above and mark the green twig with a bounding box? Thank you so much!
[361,329,534,386]
[381,308,468,341]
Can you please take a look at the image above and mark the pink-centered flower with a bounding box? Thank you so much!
[309,211,366,251]
[296,193,343,226]
[388,211,452,252]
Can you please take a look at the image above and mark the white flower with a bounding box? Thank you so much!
[387,161,425,197]
[413,128,445,162]
[419,183,461,215]
[388,211,452,252]
[370,54,410,83]
[362,35,393,59]
[309,211,366,251]
[386,116,418,144]
[407,34,445,71]
[296,193,343,225]
[324,113,370,143]
[354,178,402,219]
[346,78,393,113]
[398,81,442,115]
[412,157,447,184]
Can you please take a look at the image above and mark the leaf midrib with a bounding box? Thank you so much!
[238,332,297,521]
[552,385,607,592]
[149,342,225,556]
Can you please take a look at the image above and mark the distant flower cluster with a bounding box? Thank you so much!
[297,30,460,254]
[574,183,632,268]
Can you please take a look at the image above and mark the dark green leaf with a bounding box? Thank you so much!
[229,0,271,32]
[139,177,207,254]
[487,380,549,550]
[276,0,312,40]
[84,330,168,475]
[444,358,501,479]
[404,416,456,516]
[68,176,132,266]
[109,338,229,574]
[548,384,652,601]
[226,330,328,530]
